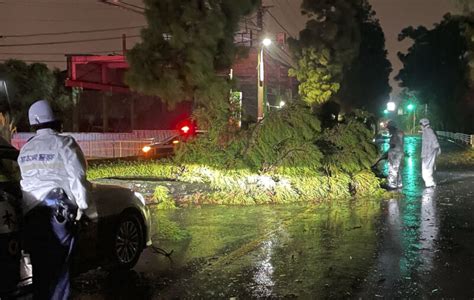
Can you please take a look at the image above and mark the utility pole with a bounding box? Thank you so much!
[256,4,272,122]
[122,33,127,56]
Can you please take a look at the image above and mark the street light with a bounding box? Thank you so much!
[266,100,286,111]
[262,38,272,47]
[386,101,396,112]
[257,37,272,121]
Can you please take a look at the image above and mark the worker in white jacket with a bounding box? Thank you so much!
[18,100,88,300]
[386,120,405,190]
[419,118,441,188]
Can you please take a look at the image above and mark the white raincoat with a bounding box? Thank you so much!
[387,129,405,188]
[17,128,88,215]
[421,125,440,187]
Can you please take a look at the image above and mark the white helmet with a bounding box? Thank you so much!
[419,118,430,126]
[28,100,56,126]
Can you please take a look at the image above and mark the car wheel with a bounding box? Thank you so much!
[112,213,144,270]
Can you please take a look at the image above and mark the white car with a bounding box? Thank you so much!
[0,142,151,297]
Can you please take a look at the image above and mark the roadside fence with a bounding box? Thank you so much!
[11,130,178,158]
[437,131,474,148]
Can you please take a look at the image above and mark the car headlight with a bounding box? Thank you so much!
[134,192,146,206]
[142,145,151,153]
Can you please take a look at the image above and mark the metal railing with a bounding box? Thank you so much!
[11,130,178,158]
[437,131,474,147]
[78,140,151,158]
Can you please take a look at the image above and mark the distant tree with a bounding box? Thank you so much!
[336,0,392,115]
[396,14,474,132]
[0,59,72,132]
[126,0,260,131]
[289,0,362,107]
[452,0,474,13]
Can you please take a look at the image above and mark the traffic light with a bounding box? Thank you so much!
[176,119,197,137]
[406,103,414,111]
[383,109,389,115]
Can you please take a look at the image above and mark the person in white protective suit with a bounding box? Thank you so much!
[419,118,441,188]
[17,100,88,300]
[385,120,405,189]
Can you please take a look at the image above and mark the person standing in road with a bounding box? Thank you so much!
[419,118,441,188]
[385,120,405,190]
[17,100,88,300]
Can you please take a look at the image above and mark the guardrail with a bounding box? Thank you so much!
[11,139,151,159]
[79,140,151,158]
[437,131,474,148]
[11,130,178,158]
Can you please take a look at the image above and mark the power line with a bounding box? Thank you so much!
[98,0,144,15]
[0,35,141,48]
[0,59,65,63]
[266,10,293,38]
[0,25,144,38]
[274,0,302,35]
[0,50,123,56]
[119,1,145,11]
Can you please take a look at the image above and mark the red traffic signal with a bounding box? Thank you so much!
[180,125,191,134]
[176,119,196,136]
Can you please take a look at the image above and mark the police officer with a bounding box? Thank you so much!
[419,118,441,188]
[385,120,405,190]
[17,100,88,300]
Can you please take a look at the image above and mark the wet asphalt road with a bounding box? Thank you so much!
[72,137,474,299]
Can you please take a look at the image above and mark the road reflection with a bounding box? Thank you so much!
[419,188,438,271]
[251,236,275,297]
[361,135,441,297]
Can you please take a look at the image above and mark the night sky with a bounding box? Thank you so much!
[0,0,460,95]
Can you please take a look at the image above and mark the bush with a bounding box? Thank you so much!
[317,112,378,175]
[153,186,176,210]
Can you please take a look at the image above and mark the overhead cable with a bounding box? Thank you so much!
[0,35,141,47]
[0,26,144,38]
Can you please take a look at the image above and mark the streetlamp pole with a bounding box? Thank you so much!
[257,38,271,121]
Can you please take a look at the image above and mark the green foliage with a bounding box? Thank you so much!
[155,214,190,241]
[289,48,340,105]
[351,170,383,197]
[397,14,474,132]
[126,0,260,134]
[336,1,392,114]
[318,112,378,175]
[89,157,384,206]
[289,0,362,106]
[0,60,72,131]
[242,102,323,172]
[176,101,324,173]
[437,147,474,168]
[153,185,176,209]
[88,160,180,180]
[452,0,474,13]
